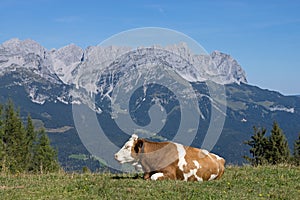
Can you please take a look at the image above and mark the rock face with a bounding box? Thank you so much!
[210,51,247,84]
[0,39,247,104]
[0,39,58,82]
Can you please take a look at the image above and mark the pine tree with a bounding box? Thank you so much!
[25,115,37,171]
[266,122,290,164]
[1,100,36,172]
[244,126,268,166]
[0,100,60,173]
[15,112,28,172]
[32,129,60,173]
[293,133,300,165]
[3,99,20,172]
[0,104,4,169]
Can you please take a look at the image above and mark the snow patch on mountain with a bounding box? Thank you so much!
[269,105,295,113]
[28,86,48,105]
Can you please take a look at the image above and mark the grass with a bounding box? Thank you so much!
[0,165,299,199]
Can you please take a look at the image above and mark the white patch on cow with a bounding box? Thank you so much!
[184,168,203,182]
[175,143,187,171]
[131,134,138,140]
[202,149,209,155]
[196,177,203,182]
[205,152,221,181]
[183,169,195,181]
[151,173,164,180]
[182,160,203,182]
[175,145,206,182]
[193,160,201,169]
[208,174,218,181]
[114,134,137,164]
[210,153,223,160]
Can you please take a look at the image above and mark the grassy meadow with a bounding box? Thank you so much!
[0,165,299,199]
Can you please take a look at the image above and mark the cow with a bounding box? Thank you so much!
[114,134,225,181]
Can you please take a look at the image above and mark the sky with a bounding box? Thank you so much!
[0,0,299,95]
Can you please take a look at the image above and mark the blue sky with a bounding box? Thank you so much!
[0,0,299,95]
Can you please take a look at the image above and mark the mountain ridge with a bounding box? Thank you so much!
[0,38,247,88]
[0,38,299,171]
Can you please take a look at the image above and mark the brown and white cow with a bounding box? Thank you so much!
[114,134,225,181]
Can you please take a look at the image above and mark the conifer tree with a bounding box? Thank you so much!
[244,126,268,166]
[293,133,300,165]
[0,104,4,167]
[32,129,60,173]
[266,122,290,164]
[0,100,60,173]
[15,112,29,172]
[25,115,37,171]
[3,99,23,172]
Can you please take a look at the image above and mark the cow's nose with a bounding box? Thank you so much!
[114,154,118,160]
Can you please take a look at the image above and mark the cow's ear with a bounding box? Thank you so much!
[134,139,143,153]
[131,134,138,141]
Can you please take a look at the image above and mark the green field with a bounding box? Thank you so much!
[0,165,299,199]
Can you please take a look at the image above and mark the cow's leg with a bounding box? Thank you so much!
[150,172,164,180]
[143,172,151,180]
[150,171,176,180]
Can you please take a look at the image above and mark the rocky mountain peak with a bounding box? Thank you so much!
[210,50,247,83]
[1,38,45,57]
[0,38,248,102]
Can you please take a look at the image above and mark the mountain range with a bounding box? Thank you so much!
[0,38,299,171]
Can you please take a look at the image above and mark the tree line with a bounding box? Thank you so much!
[244,121,300,166]
[0,100,60,173]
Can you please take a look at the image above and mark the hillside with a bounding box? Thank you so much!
[1,39,300,170]
[0,165,299,199]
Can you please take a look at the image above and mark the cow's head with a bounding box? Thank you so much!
[114,134,143,164]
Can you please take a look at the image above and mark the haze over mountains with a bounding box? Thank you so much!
[0,38,299,170]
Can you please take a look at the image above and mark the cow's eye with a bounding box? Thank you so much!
[125,145,130,149]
